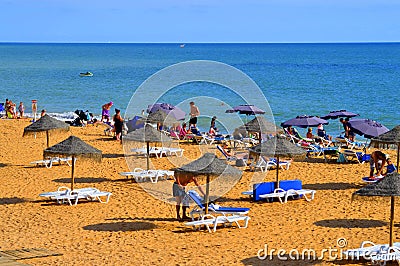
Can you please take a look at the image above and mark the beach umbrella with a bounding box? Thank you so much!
[353,172,400,247]
[321,110,359,120]
[226,104,266,116]
[281,115,329,129]
[147,103,186,121]
[23,114,70,147]
[249,136,306,187]
[371,125,400,170]
[126,116,145,133]
[348,119,389,139]
[123,124,172,170]
[174,153,242,214]
[237,116,281,143]
[43,136,102,190]
[144,110,179,126]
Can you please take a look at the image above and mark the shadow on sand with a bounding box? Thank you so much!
[83,221,157,232]
[303,182,363,191]
[0,197,29,205]
[52,177,111,184]
[314,219,387,228]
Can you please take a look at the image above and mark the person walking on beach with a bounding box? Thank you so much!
[173,172,205,221]
[113,108,124,141]
[189,101,200,128]
[101,101,113,123]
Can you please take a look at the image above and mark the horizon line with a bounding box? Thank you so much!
[1,41,400,44]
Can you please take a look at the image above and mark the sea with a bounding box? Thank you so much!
[0,43,399,137]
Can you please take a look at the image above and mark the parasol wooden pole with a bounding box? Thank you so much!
[205,174,210,214]
[276,156,280,188]
[71,155,75,190]
[390,196,395,247]
[146,142,150,170]
[46,130,50,148]
[396,145,399,172]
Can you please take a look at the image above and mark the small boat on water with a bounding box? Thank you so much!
[180,44,185,48]
[79,72,93,77]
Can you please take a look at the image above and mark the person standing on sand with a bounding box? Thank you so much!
[189,101,200,128]
[113,108,124,141]
[101,101,113,123]
[173,172,205,221]
[18,102,24,118]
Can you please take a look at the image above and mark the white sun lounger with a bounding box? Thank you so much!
[40,187,111,206]
[185,214,250,233]
[343,241,400,264]
[119,168,174,183]
[259,188,316,203]
[30,157,73,168]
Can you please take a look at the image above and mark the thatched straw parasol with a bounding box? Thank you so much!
[23,114,70,147]
[353,172,400,247]
[174,153,242,214]
[123,124,172,170]
[371,125,400,171]
[144,109,178,126]
[239,116,281,143]
[250,135,306,187]
[44,136,102,190]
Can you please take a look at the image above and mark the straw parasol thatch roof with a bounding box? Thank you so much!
[250,135,306,157]
[353,172,400,247]
[250,135,306,186]
[144,110,178,125]
[44,135,102,162]
[241,116,281,134]
[43,135,102,190]
[370,125,400,171]
[23,114,70,147]
[174,153,242,214]
[174,153,242,176]
[354,172,400,198]
[123,124,172,170]
[123,124,172,143]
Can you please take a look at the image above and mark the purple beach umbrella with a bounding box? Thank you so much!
[147,103,186,121]
[281,115,329,128]
[226,104,265,116]
[348,119,389,139]
[321,110,359,120]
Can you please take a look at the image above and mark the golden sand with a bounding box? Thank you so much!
[0,119,398,265]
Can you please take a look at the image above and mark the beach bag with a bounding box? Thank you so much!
[337,153,346,163]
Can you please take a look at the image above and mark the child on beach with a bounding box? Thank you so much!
[18,102,24,118]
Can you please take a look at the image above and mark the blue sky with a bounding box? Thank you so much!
[1,0,399,42]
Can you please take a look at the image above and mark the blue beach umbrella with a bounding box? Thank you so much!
[348,119,389,139]
[321,110,359,120]
[281,115,329,128]
[226,104,265,116]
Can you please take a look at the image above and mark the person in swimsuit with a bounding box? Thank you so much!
[113,108,124,141]
[189,101,200,128]
[101,101,113,122]
[173,172,205,221]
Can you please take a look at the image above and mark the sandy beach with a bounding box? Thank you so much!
[0,118,398,265]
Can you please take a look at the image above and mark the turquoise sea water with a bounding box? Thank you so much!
[0,43,399,136]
